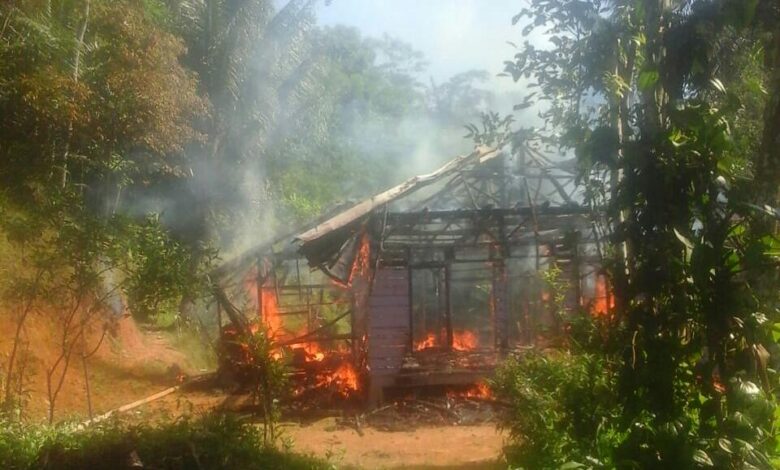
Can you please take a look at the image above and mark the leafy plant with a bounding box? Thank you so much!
[493,349,623,469]
[541,264,570,337]
[0,414,331,470]
[242,331,289,448]
[119,215,217,323]
[500,0,780,467]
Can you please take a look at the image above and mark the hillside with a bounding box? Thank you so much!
[0,311,205,422]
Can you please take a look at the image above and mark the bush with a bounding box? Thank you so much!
[493,336,779,469]
[0,414,331,470]
[492,350,623,469]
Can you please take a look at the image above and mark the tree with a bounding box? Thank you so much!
[427,70,493,126]
[266,26,430,221]
[0,1,215,419]
[160,0,328,249]
[504,0,779,466]
[168,8,434,229]
[0,0,205,210]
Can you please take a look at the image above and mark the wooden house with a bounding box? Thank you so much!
[212,145,608,405]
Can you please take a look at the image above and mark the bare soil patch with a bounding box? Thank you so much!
[0,313,196,421]
[284,418,505,469]
[136,387,507,469]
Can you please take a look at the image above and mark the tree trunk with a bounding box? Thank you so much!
[60,0,90,188]
[757,1,780,205]
[3,270,42,411]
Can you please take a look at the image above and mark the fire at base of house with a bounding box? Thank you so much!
[212,145,610,406]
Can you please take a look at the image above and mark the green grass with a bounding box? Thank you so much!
[141,312,217,373]
[165,325,217,373]
[0,413,333,469]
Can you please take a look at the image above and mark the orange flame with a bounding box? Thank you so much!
[464,382,492,398]
[242,266,285,337]
[327,232,371,289]
[261,285,284,336]
[317,362,359,396]
[415,330,479,351]
[590,275,614,316]
[414,332,438,351]
[292,342,325,362]
[334,363,359,392]
[452,330,478,351]
[349,232,371,284]
[447,381,492,399]
[234,260,365,397]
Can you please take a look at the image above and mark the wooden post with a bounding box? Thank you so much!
[573,231,582,309]
[256,257,264,323]
[524,178,542,346]
[524,178,541,272]
[492,260,508,351]
[216,301,222,337]
[407,248,414,351]
[444,250,453,350]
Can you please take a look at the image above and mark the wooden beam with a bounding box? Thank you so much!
[385,206,589,223]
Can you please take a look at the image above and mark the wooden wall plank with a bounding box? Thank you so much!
[369,357,405,370]
[369,296,410,309]
[374,269,408,282]
[368,328,408,342]
[369,312,408,328]
[367,344,408,359]
[370,284,409,297]
[367,267,410,380]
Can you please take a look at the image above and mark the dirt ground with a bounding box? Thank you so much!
[2,308,507,468]
[0,313,197,422]
[284,418,506,469]
[138,388,507,469]
[1,305,506,469]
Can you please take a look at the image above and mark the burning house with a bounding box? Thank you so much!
[211,144,609,405]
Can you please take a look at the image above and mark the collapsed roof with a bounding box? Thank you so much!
[214,143,584,284]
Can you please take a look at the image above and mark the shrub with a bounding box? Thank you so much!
[0,414,331,470]
[492,350,623,469]
[493,335,779,469]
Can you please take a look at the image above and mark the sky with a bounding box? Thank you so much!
[315,0,527,93]
[311,0,552,175]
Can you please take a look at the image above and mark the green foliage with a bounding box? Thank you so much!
[0,193,215,325]
[0,1,206,199]
[118,215,217,322]
[464,111,515,147]
[503,0,780,467]
[0,189,216,421]
[541,264,569,333]
[264,26,430,224]
[242,331,289,447]
[0,11,222,425]
[0,0,214,321]
[0,414,331,470]
[494,350,623,469]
